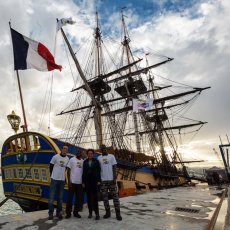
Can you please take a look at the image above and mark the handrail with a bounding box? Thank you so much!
[207,187,228,230]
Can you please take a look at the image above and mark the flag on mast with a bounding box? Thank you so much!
[132,98,154,112]
[57,17,76,31]
[10,28,62,72]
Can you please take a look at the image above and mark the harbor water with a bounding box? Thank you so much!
[0,177,22,216]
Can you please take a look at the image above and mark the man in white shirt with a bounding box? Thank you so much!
[65,150,84,219]
[48,145,69,220]
[98,145,122,221]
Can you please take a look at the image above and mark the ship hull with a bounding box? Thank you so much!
[1,131,187,212]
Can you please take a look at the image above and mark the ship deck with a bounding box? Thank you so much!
[0,184,226,230]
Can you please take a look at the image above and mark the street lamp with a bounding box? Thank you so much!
[7,111,21,133]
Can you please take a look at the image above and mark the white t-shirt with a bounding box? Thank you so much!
[98,154,117,181]
[50,154,69,181]
[67,157,84,184]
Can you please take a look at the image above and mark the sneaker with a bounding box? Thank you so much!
[88,213,92,219]
[74,213,81,218]
[48,215,53,220]
[116,214,122,221]
[65,214,71,219]
[95,215,100,220]
[103,212,111,219]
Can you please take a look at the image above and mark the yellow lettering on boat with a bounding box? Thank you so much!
[14,184,42,197]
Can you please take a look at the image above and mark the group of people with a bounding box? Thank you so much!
[48,144,122,221]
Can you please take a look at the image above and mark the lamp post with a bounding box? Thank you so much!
[7,111,21,133]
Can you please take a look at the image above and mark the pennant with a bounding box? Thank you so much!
[132,98,154,112]
[57,17,76,31]
[10,28,62,72]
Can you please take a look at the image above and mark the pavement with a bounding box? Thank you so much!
[0,184,224,230]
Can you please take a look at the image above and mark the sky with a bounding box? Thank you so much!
[0,0,229,168]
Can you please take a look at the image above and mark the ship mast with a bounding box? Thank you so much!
[58,12,210,166]
[121,11,141,153]
[146,56,169,164]
[94,11,103,146]
[58,19,103,147]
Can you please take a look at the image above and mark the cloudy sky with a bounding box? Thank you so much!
[0,0,229,168]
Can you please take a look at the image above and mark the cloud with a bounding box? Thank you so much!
[118,0,230,164]
[0,0,229,168]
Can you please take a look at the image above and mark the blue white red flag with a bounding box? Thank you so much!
[10,28,62,72]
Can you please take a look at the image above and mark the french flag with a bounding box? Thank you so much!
[10,28,62,72]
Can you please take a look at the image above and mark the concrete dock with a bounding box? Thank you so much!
[0,185,225,230]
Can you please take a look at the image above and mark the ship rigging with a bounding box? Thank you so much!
[53,11,210,175]
[1,10,211,212]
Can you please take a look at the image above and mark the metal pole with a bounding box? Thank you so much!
[219,135,223,145]
[9,23,28,132]
[219,144,230,183]
[16,70,28,132]
[226,134,230,144]
[227,148,229,167]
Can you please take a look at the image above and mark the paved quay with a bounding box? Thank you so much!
[0,185,223,230]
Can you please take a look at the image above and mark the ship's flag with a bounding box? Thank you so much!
[57,17,76,31]
[132,98,154,112]
[10,28,62,72]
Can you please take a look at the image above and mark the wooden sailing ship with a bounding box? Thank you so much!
[1,11,210,211]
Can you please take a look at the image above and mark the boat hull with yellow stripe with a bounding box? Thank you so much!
[1,131,187,212]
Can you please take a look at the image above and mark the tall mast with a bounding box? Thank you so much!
[150,77,168,163]
[58,20,103,147]
[121,11,141,153]
[94,11,103,146]
[95,11,101,76]
[146,54,169,164]
[146,55,185,169]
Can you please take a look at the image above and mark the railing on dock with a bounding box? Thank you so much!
[207,187,228,230]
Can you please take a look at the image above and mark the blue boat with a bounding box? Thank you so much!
[1,131,185,211]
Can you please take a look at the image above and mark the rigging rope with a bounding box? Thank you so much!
[62,34,77,87]
[47,30,60,136]
[38,76,50,132]
[153,72,197,88]
[48,74,53,136]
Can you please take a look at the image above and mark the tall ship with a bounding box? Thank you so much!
[1,11,210,212]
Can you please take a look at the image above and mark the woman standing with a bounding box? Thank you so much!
[82,149,101,220]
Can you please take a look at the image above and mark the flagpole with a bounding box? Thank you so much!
[16,70,28,132]
[9,22,28,132]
